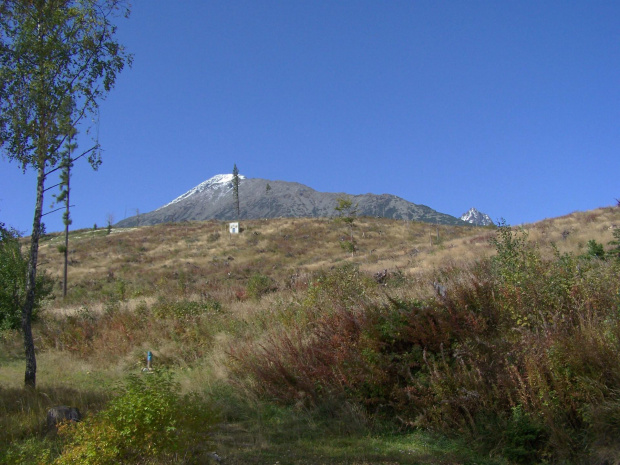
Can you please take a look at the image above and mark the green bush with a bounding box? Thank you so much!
[151,296,221,319]
[56,371,215,464]
[339,240,356,255]
[378,228,620,460]
[0,225,54,331]
[586,239,605,259]
[1,437,58,465]
[489,220,539,287]
[608,228,620,260]
[501,405,548,463]
[303,264,377,312]
[246,273,277,300]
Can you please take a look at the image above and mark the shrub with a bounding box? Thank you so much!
[303,264,377,313]
[56,371,214,464]
[584,394,620,463]
[0,225,54,330]
[2,437,58,465]
[246,273,277,300]
[608,228,620,260]
[501,405,548,463]
[586,239,605,259]
[489,220,538,287]
[340,239,356,255]
[229,305,379,407]
[235,225,620,461]
[229,265,382,406]
[383,231,620,461]
[151,296,221,319]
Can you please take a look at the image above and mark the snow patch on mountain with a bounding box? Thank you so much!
[461,207,493,226]
[158,174,245,210]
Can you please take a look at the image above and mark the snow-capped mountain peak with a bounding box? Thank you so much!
[116,174,467,227]
[461,207,493,226]
[193,173,245,191]
[158,173,245,210]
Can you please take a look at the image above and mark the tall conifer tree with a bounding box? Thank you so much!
[232,164,240,220]
[54,138,75,298]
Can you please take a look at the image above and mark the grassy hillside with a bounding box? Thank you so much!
[1,207,619,464]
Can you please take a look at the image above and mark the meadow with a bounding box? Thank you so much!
[1,206,619,464]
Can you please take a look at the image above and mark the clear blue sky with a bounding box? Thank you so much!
[1,0,619,234]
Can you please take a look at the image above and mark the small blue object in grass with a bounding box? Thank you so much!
[147,351,153,370]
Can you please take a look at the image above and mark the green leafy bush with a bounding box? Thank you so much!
[339,239,356,255]
[246,273,277,300]
[501,405,548,463]
[151,296,222,319]
[586,239,605,259]
[303,264,377,312]
[0,225,54,330]
[608,228,620,260]
[1,437,58,465]
[56,371,214,464]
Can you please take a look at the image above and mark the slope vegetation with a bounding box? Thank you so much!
[1,207,619,464]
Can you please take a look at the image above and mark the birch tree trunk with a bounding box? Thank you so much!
[22,165,45,388]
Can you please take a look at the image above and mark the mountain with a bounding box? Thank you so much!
[115,175,467,227]
[460,207,494,226]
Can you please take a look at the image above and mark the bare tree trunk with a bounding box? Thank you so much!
[63,225,68,296]
[22,165,45,388]
[63,167,69,297]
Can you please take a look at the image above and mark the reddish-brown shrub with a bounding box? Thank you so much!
[229,305,381,406]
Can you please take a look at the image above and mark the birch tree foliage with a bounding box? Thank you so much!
[0,0,131,171]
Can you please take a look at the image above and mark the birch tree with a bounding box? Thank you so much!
[0,0,132,387]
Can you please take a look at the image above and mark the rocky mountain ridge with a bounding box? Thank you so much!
[116,175,472,227]
[460,207,494,226]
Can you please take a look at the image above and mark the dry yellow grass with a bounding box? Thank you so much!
[34,208,620,315]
